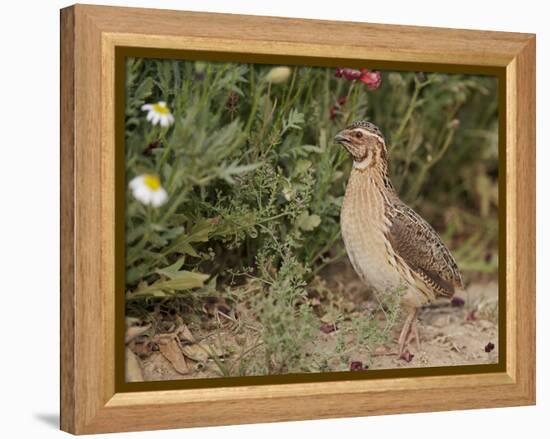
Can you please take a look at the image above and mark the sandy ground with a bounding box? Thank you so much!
[126,276,498,382]
[353,282,499,370]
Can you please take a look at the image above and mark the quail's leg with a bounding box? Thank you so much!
[397,308,417,355]
[405,309,421,351]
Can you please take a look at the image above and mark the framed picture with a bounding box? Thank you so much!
[60,4,535,434]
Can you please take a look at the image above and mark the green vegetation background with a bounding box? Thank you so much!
[124,58,498,375]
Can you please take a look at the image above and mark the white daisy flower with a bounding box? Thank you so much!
[129,174,168,207]
[141,101,175,127]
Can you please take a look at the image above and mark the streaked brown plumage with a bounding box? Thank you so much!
[335,120,463,355]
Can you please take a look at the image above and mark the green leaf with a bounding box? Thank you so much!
[126,265,146,285]
[133,77,153,102]
[155,258,186,279]
[159,219,216,257]
[153,271,210,291]
[175,242,199,257]
[188,219,216,243]
[282,109,305,135]
[161,226,185,240]
[296,211,321,232]
[217,161,261,184]
[294,159,312,175]
[301,144,323,154]
[133,271,210,297]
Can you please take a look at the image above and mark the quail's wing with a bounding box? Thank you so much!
[386,202,463,297]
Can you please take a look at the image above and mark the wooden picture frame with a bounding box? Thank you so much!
[60,4,536,434]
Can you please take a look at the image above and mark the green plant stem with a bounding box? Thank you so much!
[406,126,456,201]
[392,81,421,146]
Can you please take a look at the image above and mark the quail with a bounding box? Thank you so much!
[335,120,463,355]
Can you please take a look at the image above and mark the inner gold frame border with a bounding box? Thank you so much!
[60,4,536,434]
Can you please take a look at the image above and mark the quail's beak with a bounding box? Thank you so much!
[334,131,351,146]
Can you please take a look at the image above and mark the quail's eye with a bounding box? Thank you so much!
[354,131,363,139]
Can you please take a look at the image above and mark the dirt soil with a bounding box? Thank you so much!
[365,281,499,370]
[126,272,498,382]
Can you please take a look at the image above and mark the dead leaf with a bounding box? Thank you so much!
[131,340,157,358]
[125,347,144,382]
[125,323,151,344]
[159,337,189,375]
[177,324,196,344]
[181,344,209,363]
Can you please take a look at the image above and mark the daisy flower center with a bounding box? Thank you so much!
[152,103,170,114]
[143,174,161,191]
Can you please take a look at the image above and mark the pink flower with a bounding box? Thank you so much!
[320,323,337,334]
[451,296,465,307]
[335,68,382,90]
[350,361,368,371]
[335,67,363,80]
[329,96,348,121]
[359,69,382,90]
[399,350,414,362]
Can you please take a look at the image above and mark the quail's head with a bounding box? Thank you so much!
[334,120,387,167]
